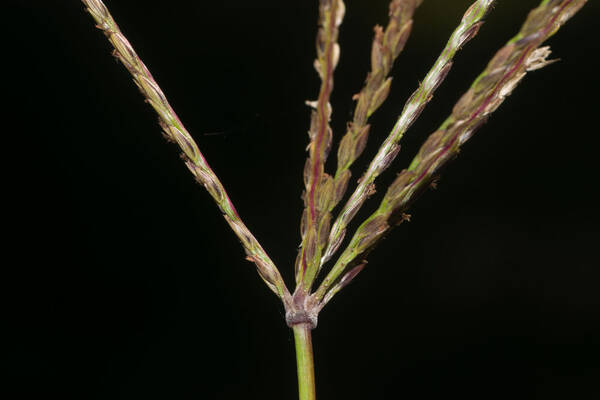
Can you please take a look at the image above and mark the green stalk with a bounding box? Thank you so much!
[293,323,317,400]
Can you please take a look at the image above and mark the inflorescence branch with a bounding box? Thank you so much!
[295,0,346,293]
[80,0,292,305]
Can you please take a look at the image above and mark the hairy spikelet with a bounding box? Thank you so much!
[315,0,587,305]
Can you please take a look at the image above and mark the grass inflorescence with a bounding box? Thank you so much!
[79,0,588,398]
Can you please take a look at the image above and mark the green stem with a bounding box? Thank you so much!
[293,323,316,400]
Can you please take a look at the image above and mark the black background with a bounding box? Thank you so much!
[7,1,600,399]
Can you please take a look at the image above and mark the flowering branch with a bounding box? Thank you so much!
[295,0,346,293]
[80,0,291,303]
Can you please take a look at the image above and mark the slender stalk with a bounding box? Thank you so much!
[293,324,317,400]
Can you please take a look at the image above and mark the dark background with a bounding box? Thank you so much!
[6,0,600,399]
